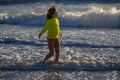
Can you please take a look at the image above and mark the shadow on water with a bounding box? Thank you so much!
[62,42,120,48]
[0,59,120,72]
[0,38,120,49]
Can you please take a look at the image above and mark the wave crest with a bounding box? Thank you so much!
[0,5,120,28]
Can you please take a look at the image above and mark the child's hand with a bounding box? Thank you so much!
[60,33,62,36]
[38,34,42,38]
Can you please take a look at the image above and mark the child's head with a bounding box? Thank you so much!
[47,6,58,19]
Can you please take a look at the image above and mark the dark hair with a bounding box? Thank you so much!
[46,6,56,20]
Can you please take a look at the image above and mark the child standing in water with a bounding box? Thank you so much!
[38,6,62,63]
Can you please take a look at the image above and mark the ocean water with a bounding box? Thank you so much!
[0,0,120,80]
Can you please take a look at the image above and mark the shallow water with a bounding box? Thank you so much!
[0,71,120,80]
[0,24,120,80]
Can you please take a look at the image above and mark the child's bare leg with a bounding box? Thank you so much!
[44,39,54,62]
[43,48,54,62]
[55,48,59,63]
[43,52,54,62]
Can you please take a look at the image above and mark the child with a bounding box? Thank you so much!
[38,6,62,63]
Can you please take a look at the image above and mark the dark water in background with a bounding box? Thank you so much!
[0,0,120,4]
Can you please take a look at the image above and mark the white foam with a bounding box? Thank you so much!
[0,3,120,27]
[60,5,120,27]
[0,13,8,19]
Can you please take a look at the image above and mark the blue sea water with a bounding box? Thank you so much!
[0,0,120,80]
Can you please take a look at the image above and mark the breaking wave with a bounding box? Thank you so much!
[0,5,120,28]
